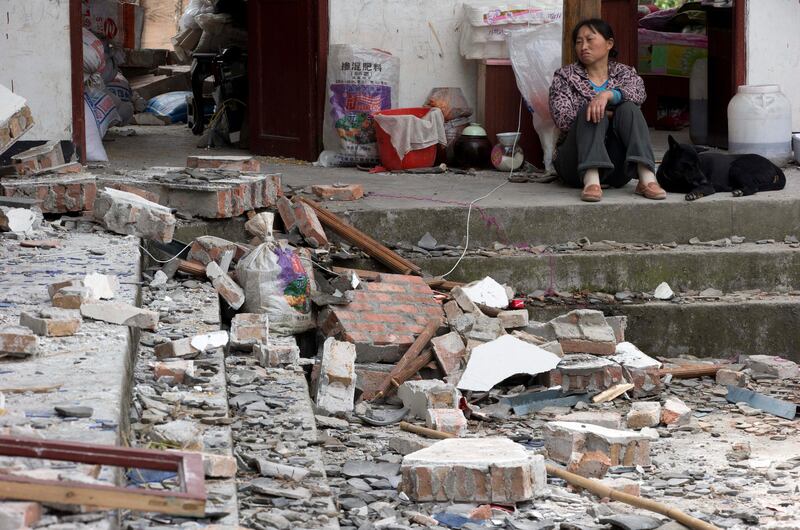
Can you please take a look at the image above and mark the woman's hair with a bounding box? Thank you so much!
[572,18,619,60]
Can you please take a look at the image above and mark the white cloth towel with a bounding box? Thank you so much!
[374,107,447,160]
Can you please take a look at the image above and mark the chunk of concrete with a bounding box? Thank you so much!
[229,313,269,351]
[450,286,481,313]
[605,315,627,343]
[460,276,509,309]
[83,272,119,300]
[498,309,529,329]
[610,342,662,397]
[626,402,662,430]
[0,206,39,233]
[315,338,356,415]
[543,421,651,472]
[430,332,466,375]
[188,236,240,267]
[0,326,40,358]
[206,261,245,310]
[154,337,199,359]
[93,187,176,243]
[202,453,237,479]
[716,368,749,388]
[400,438,545,503]
[190,330,229,351]
[311,183,364,201]
[19,308,81,337]
[743,355,800,380]
[425,408,468,437]
[545,354,624,394]
[457,335,561,392]
[398,380,460,419]
[554,411,622,430]
[151,420,203,450]
[154,360,195,384]
[52,285,93,309]
[549,310,617,355]
[465,315,506,342]
[661,397,692,426]
[255,335,301,367]
[80,301,159,330]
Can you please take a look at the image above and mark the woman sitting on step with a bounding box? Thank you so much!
[549,18,666,203]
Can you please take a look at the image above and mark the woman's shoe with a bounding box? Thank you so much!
[635,180,667,200]
[581,184,602,202]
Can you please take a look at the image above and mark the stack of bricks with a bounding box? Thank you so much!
[319,273,443,364]
[2,174,97,214]
[10,141,64,175]
[0,83,34,154]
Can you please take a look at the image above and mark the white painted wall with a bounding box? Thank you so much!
[746,0,800,131]
[0,0,74,141]
[329,0,478,112]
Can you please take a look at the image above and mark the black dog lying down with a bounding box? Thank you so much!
[656,135,786,201]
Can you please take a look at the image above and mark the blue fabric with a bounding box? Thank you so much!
[589,80,622,105]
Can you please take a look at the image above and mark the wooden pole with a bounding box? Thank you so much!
[562,0,602,65]
[400,421,455,440]
[546,464,721,530]
[659,364,725,379]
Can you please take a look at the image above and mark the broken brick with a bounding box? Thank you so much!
[661,397,692,426]
[743,355,800,380]
[52,285,93,309]
[430,331,466,375]
[554,411,623,430]
[315,338,356,415]
[80,301,159,330]
[545,354,624,394]
[549,309,617,355]
[104,183,160,204]
[311,183,364,201]
[154,337,199,360]
[93,188,175,243]
[292,201,328,247]
[11,142,65,175]
[610,342,662,397]
[626,402,662,430]
[1,173,96,214]
[0,502,42,528]
[397,380,460,420]
[497,309,529,329]
[0,326,40,358]
[19,308,81,337]
[567,450,612,479]
[206,261,245,310]
[425,408,467,437]
[201,452,238,479]
[254,336,300,367]
[188,236,240,267]
[229,313,269,351]
[543,421,651,473]
[186,155,264,173]
[400,438,546,503]
[276,196,296,230]
[600,477,641,497]
[716,368,749,388]
[154,360,195,384]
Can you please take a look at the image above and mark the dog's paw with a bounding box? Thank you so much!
[732,190,744,197]
[685,192,704,201]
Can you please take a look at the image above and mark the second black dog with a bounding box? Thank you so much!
[656,135,786,201]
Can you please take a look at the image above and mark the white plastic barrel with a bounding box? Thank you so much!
[689,58,708,145]
[728,84,792,165]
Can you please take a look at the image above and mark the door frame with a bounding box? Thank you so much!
[70,0,85,162]
[734,0,746,87]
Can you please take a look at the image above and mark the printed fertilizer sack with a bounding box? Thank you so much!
[322,45,399,166]
[235,241,315,335]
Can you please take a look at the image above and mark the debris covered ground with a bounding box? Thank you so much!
[0,149,798,530]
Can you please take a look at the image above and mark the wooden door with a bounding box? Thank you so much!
[601,0,638,67]
[248,0,328,161]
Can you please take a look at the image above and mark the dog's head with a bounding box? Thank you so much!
[656,135,706,192]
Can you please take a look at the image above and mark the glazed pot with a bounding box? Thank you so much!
[454,123,492,169]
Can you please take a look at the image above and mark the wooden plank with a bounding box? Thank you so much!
[141,0,184,50]
[562,0,602,65]
[659,364,724,379]
[591,383,634,403]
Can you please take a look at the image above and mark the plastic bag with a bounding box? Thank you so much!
[179,0,214,31]
[506,22,562,173]
[83,100,108,162]
[145,92,192,123]
[106,73,132,102]
[84,87,121,138]
[321,45,400,167]
[424,88,473,122]
[235,241,316,335]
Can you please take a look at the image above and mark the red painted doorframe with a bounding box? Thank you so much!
[70,0,85,162]
[734,0,746,87]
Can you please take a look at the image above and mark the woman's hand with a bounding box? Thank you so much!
[586,91,614,124]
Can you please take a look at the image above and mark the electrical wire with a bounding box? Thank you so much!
[440,97,524,278]
[138,242,194,264]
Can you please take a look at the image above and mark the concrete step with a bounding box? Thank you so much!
[527,296,800,363]
[370,242,800,294]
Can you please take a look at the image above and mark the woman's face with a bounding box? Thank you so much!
[575,25,613,67]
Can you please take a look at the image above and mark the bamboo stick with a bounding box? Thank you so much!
[400,421,455,440]
[659,364,725,379]
[297,197,422,275]
[546,464,721,530]
[362,318,440,402]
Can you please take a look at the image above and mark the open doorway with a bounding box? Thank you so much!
[634,0,745,159]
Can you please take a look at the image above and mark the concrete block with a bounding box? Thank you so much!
[80,301,159,330]
[188,236,240,267]
[425,408,468,437]
[388,434,432,455]
[466,315,506,342]
[498,309,529,329]
[154,361,195,384]
[229,313,269,351]
[661,397,691,426]
[398,380,460,419]
[567,450,612,478]
[523,321,556,341]
[451,286,481,313]
[201,452,238,478]
[554,411,623,430]
[600,477,641,497]
[626,402,662,430]
[545,354,624,394]
[2,173,96,214]
[606,315,627,343]
[154,337,198,359]
[458,335,560,392]
[543,421,651,470]
[430,331,466,375]
[0,326,39,358]
[315,338,356,415]
[52,285,93,309]
[206,262,245,310]
[19,308,81,337]
[311,183,364,201]
[549,309,617,355]
[292,201,328,247]
[93,188,175,243]
[743,355,800,380]
[443,300,463,323]
[610,342,662,397]
[716,368,749,388]
[255,336,300,367]
[186,155,264,172]
[400,438,545,503]
[0,501,42,528]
